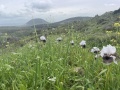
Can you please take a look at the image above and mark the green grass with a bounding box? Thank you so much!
[0,32,120,90]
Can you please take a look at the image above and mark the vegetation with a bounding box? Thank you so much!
[0,8,120,90]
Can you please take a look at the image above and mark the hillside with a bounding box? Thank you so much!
[33,8,120,33]
[55,17,92,24]
[34,16,92,29]
[26,18,49,26]
[69,8,120,33]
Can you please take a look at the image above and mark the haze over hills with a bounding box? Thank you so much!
[20,7,120,28]
[25,16,92,26]
[25,18,49,26]
[27,16,92,29]
[53,17,92,24]
[51,16,92,27]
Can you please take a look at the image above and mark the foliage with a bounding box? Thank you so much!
[0,8,120,90]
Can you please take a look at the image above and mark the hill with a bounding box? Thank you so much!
[55,17,92,24]
[70,8,120,33]
[25,18,49,26]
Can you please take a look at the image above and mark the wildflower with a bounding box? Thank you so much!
[70,40,74,45]
[40,36,46,43]
[91,47,100,59]
[110,39,117,43]
[56,37,62,42]
[91,47,100,54]
[48,77,56,82]
[117,32,120,35]
[100,44,117,65]
[114,23,120,27]
[106,31,112,34]
[80,40,86,48]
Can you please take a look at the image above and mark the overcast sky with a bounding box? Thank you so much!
[0,0,119,26]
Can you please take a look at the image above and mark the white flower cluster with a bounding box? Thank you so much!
[39,36,118,65]
[90,44,118,65]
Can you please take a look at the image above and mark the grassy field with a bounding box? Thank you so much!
[0,8,120,90]
[0,29,120,90]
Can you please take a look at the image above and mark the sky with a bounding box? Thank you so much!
[0,0,120,26]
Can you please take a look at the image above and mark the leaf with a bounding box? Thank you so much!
[98,69,107,76]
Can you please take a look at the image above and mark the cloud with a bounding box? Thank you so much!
[0,10,23,19]
[0,4,6,11]
[0,0,120,26]
[0,0,53,20]
[104,3,116,6]
[0,4,30,19]
[25,0,53,12]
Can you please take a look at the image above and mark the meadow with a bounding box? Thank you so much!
[0,8,120,89]
[0,26,120,90]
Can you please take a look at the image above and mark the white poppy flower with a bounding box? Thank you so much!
[80,40,86,45]
[100,44,117,65]
[91,47,100,54]
[56,37,62,41]
[70,40,74,45]
[40,36,46,42]
[80,40,86,48]
[100,44,116,57]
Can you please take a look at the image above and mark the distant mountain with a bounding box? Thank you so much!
[34,16,92,28]
[26,18,49,26]
[55,17,92,25]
